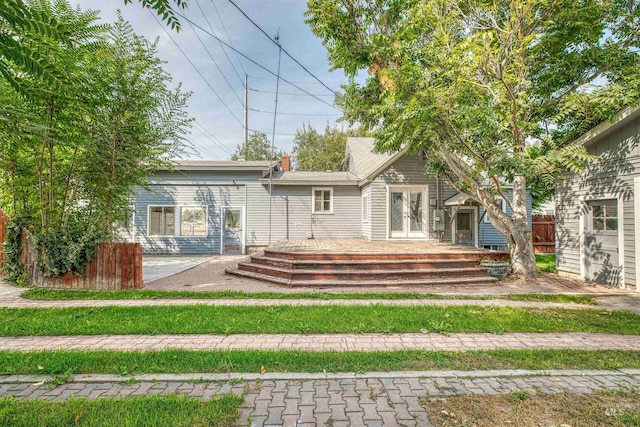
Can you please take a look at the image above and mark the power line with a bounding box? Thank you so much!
[249,107,341,117]
[249,128,296,137]
[194,0,245,87]
[192,120,235,156]
[209,0,248,77]
[226,0,342,98]
[249,88,334,97]
[149,11,245,128]
[173,11,342,112]
[247,75,347,85]
[186,18,244,106]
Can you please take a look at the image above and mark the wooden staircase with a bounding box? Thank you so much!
[225,248,509,287]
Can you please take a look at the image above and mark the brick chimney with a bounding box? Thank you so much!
[281,153,291,172]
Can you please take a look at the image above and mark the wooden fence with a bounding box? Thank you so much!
[0,207,142,290]
[20,233,143,290]
[0,209,7,273]
[532,214,555,253]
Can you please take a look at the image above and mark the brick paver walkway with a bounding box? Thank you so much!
[1,332,638,352]
[2,370,639,426]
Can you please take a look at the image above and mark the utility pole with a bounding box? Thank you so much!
[268,31,282,246]
[243,74,248,146]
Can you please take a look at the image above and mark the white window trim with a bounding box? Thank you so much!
[312,187,334,214]
[179,206,208,237]
[362,195,369,222]
[147,205,208,238]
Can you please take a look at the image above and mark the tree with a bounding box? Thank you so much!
[293,123,364,171]
[306,0,640,277]
[0,2,191,278]
[230,132,283,161]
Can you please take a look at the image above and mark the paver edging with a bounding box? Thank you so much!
[2,369,640,384]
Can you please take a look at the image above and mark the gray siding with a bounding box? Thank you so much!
[556,118,640,289]
[246,185,362,245]
[133,183,246,254]
[478,193,533,248]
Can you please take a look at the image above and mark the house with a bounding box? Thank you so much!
[123,138,530,255]
[556,107,640,292]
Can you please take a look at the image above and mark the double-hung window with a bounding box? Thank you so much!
[484,196,507,223]
[312,188,333,214]
[149,206,176,236]
[362,195,369,221]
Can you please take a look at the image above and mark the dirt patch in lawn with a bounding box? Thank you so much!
[424,390,640,426]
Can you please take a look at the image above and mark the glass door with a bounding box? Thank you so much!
[455,210,474,246]
[389,188,426,239]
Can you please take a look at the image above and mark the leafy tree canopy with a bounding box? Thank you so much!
[306,0,640,277]
[230,132,283,161]
[292,123,368,171]
[0,1,191,279]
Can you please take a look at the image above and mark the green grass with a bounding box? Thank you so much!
[20,288,595,305]
[1,349,639,375]
[536,254,557,273]
[0,394,242,427]
[0,305,636,336]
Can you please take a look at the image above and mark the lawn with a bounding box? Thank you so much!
[20,288,595,304]
[0,394,242,427]
[425,390,640,427]
[0,305,637,336]
[1,349,639,375]
[536,253,557,273]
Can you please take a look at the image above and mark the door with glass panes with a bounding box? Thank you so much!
[389,187,427,239]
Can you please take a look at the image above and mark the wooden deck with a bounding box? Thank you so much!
[227,239,510,288]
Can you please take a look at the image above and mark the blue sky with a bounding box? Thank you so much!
[72,0,365,160]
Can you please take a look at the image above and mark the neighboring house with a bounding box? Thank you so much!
[123,138,531,255]
[556,107,640,291]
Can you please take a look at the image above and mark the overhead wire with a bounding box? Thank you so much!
[248,107,341,117]
[209,0,248,77]
[149,11,245,128]
[192,120,235,156]
[225,0,342,98]
[249,88,334,97]
[173,10,343,112]
[194,0,245,87]
[186,17,244,106]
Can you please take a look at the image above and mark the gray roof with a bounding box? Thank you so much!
[168,160,275,171]
[264,171,359,185]
[345,137,396,179]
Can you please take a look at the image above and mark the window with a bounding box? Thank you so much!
[181,207,207,236]
[312,187,333,214]
[589,199,618,231]
[149,206,175,236]
[484,197,507,223]
[362,195,369,221]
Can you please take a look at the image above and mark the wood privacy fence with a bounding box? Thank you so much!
[532,214,555,253]
[19,232,143,290]
[0,209,7,273]
[0,207,142,290]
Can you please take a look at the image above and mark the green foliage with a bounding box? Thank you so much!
[34,216,107,277]
[123,0,188,31]
[230,132,283,161]
[2,219,27,285]
[292,123,368,171]
[0,2,191,280]
[306,0,640,275]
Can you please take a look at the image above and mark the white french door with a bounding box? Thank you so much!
[389,187,427,239]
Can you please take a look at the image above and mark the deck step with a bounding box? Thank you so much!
[237,263,489,281]
[226,268,499,287]
[263,250,509,262]
[250,256,480,271]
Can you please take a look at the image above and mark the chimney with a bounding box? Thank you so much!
[281,153,291,172]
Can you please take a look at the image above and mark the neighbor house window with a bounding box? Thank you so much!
[362,195,369,221]
[149,206,176,236]
[180,207,207,236]
[589,199,618,231]
[484,197,507,223]
[312,187,333,214]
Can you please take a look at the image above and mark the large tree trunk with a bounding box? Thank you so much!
[506,175,537,278]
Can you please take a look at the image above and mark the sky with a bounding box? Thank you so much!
[71,0,365,161]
